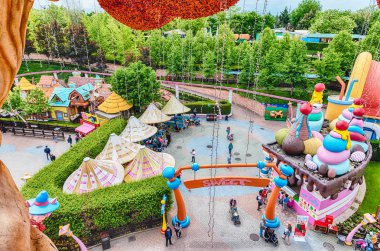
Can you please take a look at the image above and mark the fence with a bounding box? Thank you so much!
[10,127,65,140]
[55,217,162,250]
[0,120,76,133]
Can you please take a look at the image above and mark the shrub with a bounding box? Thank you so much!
[185,101,231,115]
[21,119,172,248]
[161,87,205,102]
[370,140,380,162]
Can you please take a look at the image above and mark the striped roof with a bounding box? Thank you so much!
[161,96,191,115]
[63,157,124,194]
[121,116,157,143]
[96,133,140,164]
[98,92,133,114]
[124,146,175,182]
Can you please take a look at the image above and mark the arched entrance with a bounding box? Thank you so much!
[162,161,294,229]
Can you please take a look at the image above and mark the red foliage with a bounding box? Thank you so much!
[98,0,239,30]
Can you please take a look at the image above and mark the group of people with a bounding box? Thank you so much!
[278,191,295,210]
[43,146,56,161]
[256,186,270,210]
[260,218,293,245]
[164,222,182,247]
[144,130,171,151]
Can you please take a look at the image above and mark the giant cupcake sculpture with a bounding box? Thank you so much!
[348,108,369,154]
[312,121,351,177]
[330,98,364,129]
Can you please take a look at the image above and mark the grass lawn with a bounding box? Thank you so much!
[358,161,380,214]
[18,61,88,83]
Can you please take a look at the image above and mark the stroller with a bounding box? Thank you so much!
[264,228,279,247]
[227,133,234,141]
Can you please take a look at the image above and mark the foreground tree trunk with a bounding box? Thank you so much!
[0,0,34,108]
[0,1,58,250]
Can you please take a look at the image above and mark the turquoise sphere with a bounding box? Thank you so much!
[323,134,347,153]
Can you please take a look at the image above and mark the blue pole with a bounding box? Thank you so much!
[345,79,358,101]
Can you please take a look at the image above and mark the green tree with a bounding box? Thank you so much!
[314,48,343,82]
[166,34,183,78]
[282,39,308,95]
[326,31,357,74]
[258,42,281,89]
[2,88,25,112]
[352,7,373,35]
[278,7,291,27]
[110,62,160,110]
[290,0,322,29]
[238,43,257,85]
[147,30,167,68]
[202,50,217,79]
[310,10,357,33]
[361,20,380,60]
[24,89,50,116]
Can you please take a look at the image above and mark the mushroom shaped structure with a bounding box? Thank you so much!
[63,157,124,194]
[124,146,175,182]
[161,96,191,115]
[139,103,171,124]
[96,133,140,164]
[121,116,157,143]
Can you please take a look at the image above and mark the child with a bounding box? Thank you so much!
[191,149,196,163]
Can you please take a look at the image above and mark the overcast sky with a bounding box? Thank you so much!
[34,0,373,14]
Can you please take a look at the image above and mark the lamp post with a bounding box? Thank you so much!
[161,194,167,234]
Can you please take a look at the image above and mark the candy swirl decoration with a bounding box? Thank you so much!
[98,0,239,30]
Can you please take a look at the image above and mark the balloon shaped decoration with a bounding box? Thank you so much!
[98,0,239,30]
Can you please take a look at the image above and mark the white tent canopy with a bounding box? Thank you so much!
[161,96,191,115]
[139,103,171,124]
[124,145,175,182]
[96,133,140,164]
[63,157,124,194]
[121,116,157,142]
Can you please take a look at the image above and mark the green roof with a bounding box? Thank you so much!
[49,83,94,107]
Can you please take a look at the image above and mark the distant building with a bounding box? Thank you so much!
[163,29,186,38]
[18,77,36,99]
[256,28,366,43]
[37,75,62,98]
[67,75,105,88]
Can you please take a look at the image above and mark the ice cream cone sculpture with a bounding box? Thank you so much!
[59,224,88,251]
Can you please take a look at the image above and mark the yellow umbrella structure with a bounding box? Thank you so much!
[121,116,157,143]
[63,157,124,194]
[161,96,191,115]
[96,133,140,164]
[98,92,133,114]
[124,145,175,182]
[19,77,36,91]
[139,103,171,124]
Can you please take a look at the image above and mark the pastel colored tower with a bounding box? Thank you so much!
[308,83,325,132]
[348,108,368,152]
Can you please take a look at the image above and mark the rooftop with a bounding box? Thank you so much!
[49,83,94,107]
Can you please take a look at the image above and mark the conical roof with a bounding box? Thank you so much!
[96,133,140,164]
[139,103,171,124]
[98,92,133,114]
[124,146,175,182]
[161,96,191,115]
[121,116,157,142]
[63,157,124,194]
[19,77,36,91]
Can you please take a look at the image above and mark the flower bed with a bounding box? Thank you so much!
[21,119,172,249]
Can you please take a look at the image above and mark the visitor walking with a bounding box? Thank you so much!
[228,142,233,155]
[282,222,292,245]
[283,194,290,210]
[43,146,51,160]
[227,155,231,164]
[166,132,171,145]
[260,218,266,238]
[193,108,197,117]
[226,127,230,138]
[75,134,80,144]
[191,149,196,163]
[256,194,263,210]
[261,188,268,205]
[67,135,73,147]
[174,222,182,238]
[165,226,173,246]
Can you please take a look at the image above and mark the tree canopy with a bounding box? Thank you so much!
[110,62,160,110]
[290,0,322,29]
[310,10,357,34]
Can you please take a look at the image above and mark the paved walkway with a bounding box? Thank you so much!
[0,132,74,188]
[90,114,346,251]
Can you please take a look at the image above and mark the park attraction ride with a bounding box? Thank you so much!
[162,162,294,228]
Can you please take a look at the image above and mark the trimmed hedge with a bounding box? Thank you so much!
[185,100,231,115]
[21,119,172,248]
[370,140,380,162]
[161,87,205,102]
